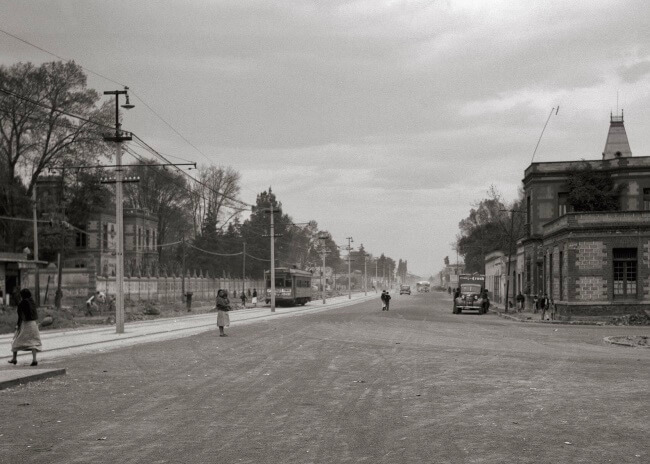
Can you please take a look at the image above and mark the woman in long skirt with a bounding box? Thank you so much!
[8,288,42,366]
[216,289,232,337]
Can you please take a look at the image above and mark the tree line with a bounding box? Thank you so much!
[1,60,404,285]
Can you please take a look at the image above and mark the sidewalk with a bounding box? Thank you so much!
[0,292,377,388]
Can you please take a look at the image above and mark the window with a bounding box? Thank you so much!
[558,193,569,216]
[526,196,531,225]
[643,188,650,210]
[613,248,637,298]
[153,230,156,249]
[559,251,563,300]
[75,230,87,248]
[549,251,553,298]
[102,223,108,249]
[146,229,150,249]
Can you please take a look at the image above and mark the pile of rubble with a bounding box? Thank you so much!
[609,313,650,326]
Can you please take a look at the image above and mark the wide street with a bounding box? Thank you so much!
[1,291,648,464]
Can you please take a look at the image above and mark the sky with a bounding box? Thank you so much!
[2,0,650,277]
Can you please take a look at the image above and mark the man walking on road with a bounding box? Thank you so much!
[381,290,391,311]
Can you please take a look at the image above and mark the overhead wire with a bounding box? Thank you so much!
[0,28,214,165]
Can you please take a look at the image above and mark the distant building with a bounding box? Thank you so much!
[513,112,650,318]
[66,208,159,276]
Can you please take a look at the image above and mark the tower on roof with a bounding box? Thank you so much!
[602,110,632,160]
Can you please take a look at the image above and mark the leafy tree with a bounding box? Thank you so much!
[456,187,525,274]
[0,60,111,251]
[566,161,624,212]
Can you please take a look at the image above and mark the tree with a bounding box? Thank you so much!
[123,159,194,266]
[189,165,242,237]
[566,161,624,212]
[0,61,111,251]
[456,187,525,274]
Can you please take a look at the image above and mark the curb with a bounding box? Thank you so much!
[0,368,66,390]
[492,310,606,326]
[604,336,650,348]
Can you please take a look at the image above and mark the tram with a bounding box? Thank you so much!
[264,267,314,306]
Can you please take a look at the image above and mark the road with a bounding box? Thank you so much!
[1,291,648,463]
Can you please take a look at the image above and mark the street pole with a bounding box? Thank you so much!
[375,260,378,290]
[321,249,327,304]
[103,88,134,334]
[363,252,367,296]
[242,242,246,296]
[499,209,523,313]
[181,234,186,302]
[346,236,353,299]
[263,205,281,312]
[54,170,65,310]
[32,187,40,306]
[270,209,276,312]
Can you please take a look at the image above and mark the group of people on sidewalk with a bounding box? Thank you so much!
[512,292,556,321]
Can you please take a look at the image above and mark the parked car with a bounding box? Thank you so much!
[400,285,411,295]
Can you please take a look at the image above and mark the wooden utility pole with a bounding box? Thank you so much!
[32,187,40,306]
[346,237,354,299]
[263,205,282,312]
[500,209,523,313]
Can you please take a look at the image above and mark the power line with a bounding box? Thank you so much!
[187,243,243,257]
[0,87,113,130]
[0,27,213,165]
[0,27,126,87]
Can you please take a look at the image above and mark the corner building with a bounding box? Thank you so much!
[520,113,650,318]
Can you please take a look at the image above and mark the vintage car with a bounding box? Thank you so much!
[399,285,411,295]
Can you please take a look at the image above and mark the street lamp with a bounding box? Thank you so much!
[103,87,134,334]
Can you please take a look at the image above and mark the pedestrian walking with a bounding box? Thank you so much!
[516,292,525,312]
[240,291,246,308]
[533,294,539,313]
[380,290,387,310]
[252,288,258,307]
[8,288,42,366]
[540,293,549,320]
[216,289,231,337]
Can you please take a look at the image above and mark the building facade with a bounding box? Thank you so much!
[66,208,158,277]
[517,112,650,318]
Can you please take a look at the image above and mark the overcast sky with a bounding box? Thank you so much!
[2,0,650,277]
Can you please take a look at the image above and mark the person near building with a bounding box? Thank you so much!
[240,291,246,308]
[540,293,550,321]
[8,288,42,366]
[533,294,540,314]
[252,288,258,307]
[516,292,525,312]
[216,289,231,337]
[85,291,106,316]
[481,289,490,313]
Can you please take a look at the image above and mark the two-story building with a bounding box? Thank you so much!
[518,112,650,318]
[66,207,159,276]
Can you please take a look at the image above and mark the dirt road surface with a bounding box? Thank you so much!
[1,291,648,463]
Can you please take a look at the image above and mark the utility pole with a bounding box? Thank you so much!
[242,242,246,295]
[181,234,186,302]
[500,209,523,314]
[363,251,367,296]
[32,187,40,306]
[103,87,134,334]
[375,259,378,290]
[346,237,354,299]
[263,204,282,312]
[318,233,330,304]
[54,169,65,310]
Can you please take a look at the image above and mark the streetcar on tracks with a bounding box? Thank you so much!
[264,267,314,306]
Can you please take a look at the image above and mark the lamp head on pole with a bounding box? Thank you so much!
[121,87,135,110]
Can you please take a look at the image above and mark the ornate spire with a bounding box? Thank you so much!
[602,110,632,160]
